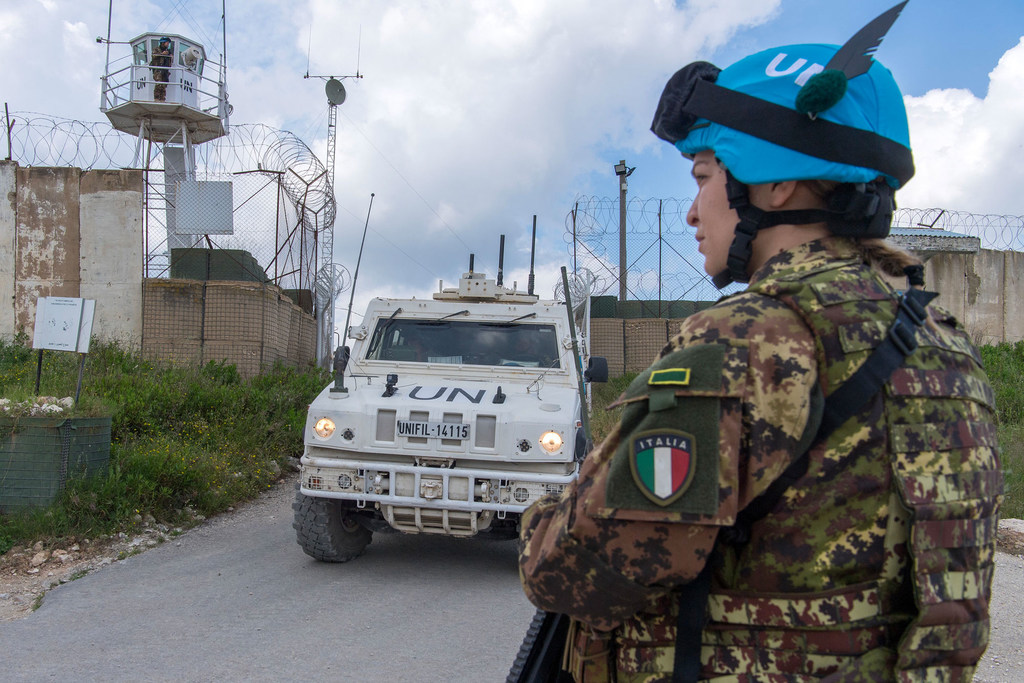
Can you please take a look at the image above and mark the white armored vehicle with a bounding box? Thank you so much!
[293,254,606,561]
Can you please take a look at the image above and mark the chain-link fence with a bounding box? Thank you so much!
[567,196,1024,307]
[7,113,345,365]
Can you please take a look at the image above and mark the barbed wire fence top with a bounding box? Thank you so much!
[8,112,343,365]
[567,196,1024,305]
[8,112,336,297]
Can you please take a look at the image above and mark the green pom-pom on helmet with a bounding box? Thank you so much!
[795,69,849,117]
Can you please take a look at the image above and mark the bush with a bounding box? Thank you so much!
[1,338,328,551]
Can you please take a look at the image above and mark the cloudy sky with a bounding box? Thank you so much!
[2,0,1023,320]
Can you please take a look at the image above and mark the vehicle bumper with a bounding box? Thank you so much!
[299,455,576,532]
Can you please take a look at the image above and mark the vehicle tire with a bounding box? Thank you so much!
[292,485,372,562]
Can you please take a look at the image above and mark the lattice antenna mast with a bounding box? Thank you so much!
[303,30,364,366]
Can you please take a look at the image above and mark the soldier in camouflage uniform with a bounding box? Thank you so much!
[151,37,173,102]
[518,4,1002,681]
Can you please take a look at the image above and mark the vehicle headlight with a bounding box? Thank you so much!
[539,431,563,453]
[313,417,336,439]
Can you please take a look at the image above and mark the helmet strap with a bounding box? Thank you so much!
[713,171,765,288]
[713,169,866,289]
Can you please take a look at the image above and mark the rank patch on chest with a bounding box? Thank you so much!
[648,367,691,386]
[629,429,696,506]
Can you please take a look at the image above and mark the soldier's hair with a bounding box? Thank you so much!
[802,179,922,278]
[855,238,922,279]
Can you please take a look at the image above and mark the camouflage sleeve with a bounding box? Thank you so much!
[518,293,821,630]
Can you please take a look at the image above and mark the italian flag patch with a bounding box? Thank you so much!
[629,430,696,506]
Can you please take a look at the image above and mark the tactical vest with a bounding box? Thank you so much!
[611,250,1002,682]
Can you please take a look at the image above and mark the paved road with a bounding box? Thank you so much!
[2,476,1022,682]
[0,479,536,682]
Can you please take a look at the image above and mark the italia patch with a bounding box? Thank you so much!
[628,429,696,506]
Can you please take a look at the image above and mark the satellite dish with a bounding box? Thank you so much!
[325,78,347,105]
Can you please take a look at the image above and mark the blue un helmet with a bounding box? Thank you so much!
[651,2,914,287]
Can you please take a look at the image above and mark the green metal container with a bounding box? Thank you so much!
[0,416,112,512]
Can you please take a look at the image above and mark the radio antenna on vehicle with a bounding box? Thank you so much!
[528,216,537,296]
[341,193,375,350]
[497,234,505,287]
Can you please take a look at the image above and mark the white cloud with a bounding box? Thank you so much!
[901,37,1024,216]
[267,0,782,303]
[0,0,779,317]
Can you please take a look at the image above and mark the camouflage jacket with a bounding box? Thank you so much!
[518,238,1001,682]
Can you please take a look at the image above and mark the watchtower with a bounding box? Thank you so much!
[99,30,232,258]
[100,32,228,167]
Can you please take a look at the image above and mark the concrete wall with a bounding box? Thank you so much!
[80,169,145,343]
[591,247,1024,377]
[1,161,316,377]
[0,161,143,343]
[13,166,82,333]
[926,249,1024,346]
[0,162,15,333]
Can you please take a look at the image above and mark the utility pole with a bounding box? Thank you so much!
[614,160,634,302]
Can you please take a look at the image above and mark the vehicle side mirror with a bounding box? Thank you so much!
[331,345,351,394]
[584,356,608,383]
[333,345,350,375]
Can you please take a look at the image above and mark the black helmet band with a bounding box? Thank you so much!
[685,80,914,187]
[650,61,721,145]
[653,75,914,187]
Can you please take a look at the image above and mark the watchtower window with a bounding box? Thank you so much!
[151,38,174,55]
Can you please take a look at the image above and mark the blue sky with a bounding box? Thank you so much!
[596,0,1024,205]
[2,0,1023,312]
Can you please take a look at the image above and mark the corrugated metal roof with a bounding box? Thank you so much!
[890,228,975,239]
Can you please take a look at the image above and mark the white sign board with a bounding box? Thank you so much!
[174,180,234,235]
[32,297,96,353]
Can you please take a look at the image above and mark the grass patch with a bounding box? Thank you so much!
[1,337,329,553]
[590,342,1024,518]
[3,336,1021,555]
[589,373,636,443]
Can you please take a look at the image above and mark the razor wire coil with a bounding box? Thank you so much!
[568,196,1024,304]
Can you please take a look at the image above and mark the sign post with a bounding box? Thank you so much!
[32,297,97,402]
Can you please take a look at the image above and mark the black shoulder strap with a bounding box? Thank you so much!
[672,562,713,683]
[724,287,937,546]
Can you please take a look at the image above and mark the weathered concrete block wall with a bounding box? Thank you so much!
[925,249,1024,346]
[0,162,15,331]
[12,166,82,333]
[142,279,316,378]
[0,161,143,344]
[1,161,316,376]
[80,170,145,342]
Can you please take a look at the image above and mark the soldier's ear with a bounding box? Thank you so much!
[766,180,800,209]
[748,180,800,211]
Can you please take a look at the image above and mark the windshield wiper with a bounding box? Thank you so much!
[435,309,470,322]
[366,307,403,356]
[483,312,537,328]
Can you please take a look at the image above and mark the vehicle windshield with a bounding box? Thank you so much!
[364,318,561,368]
